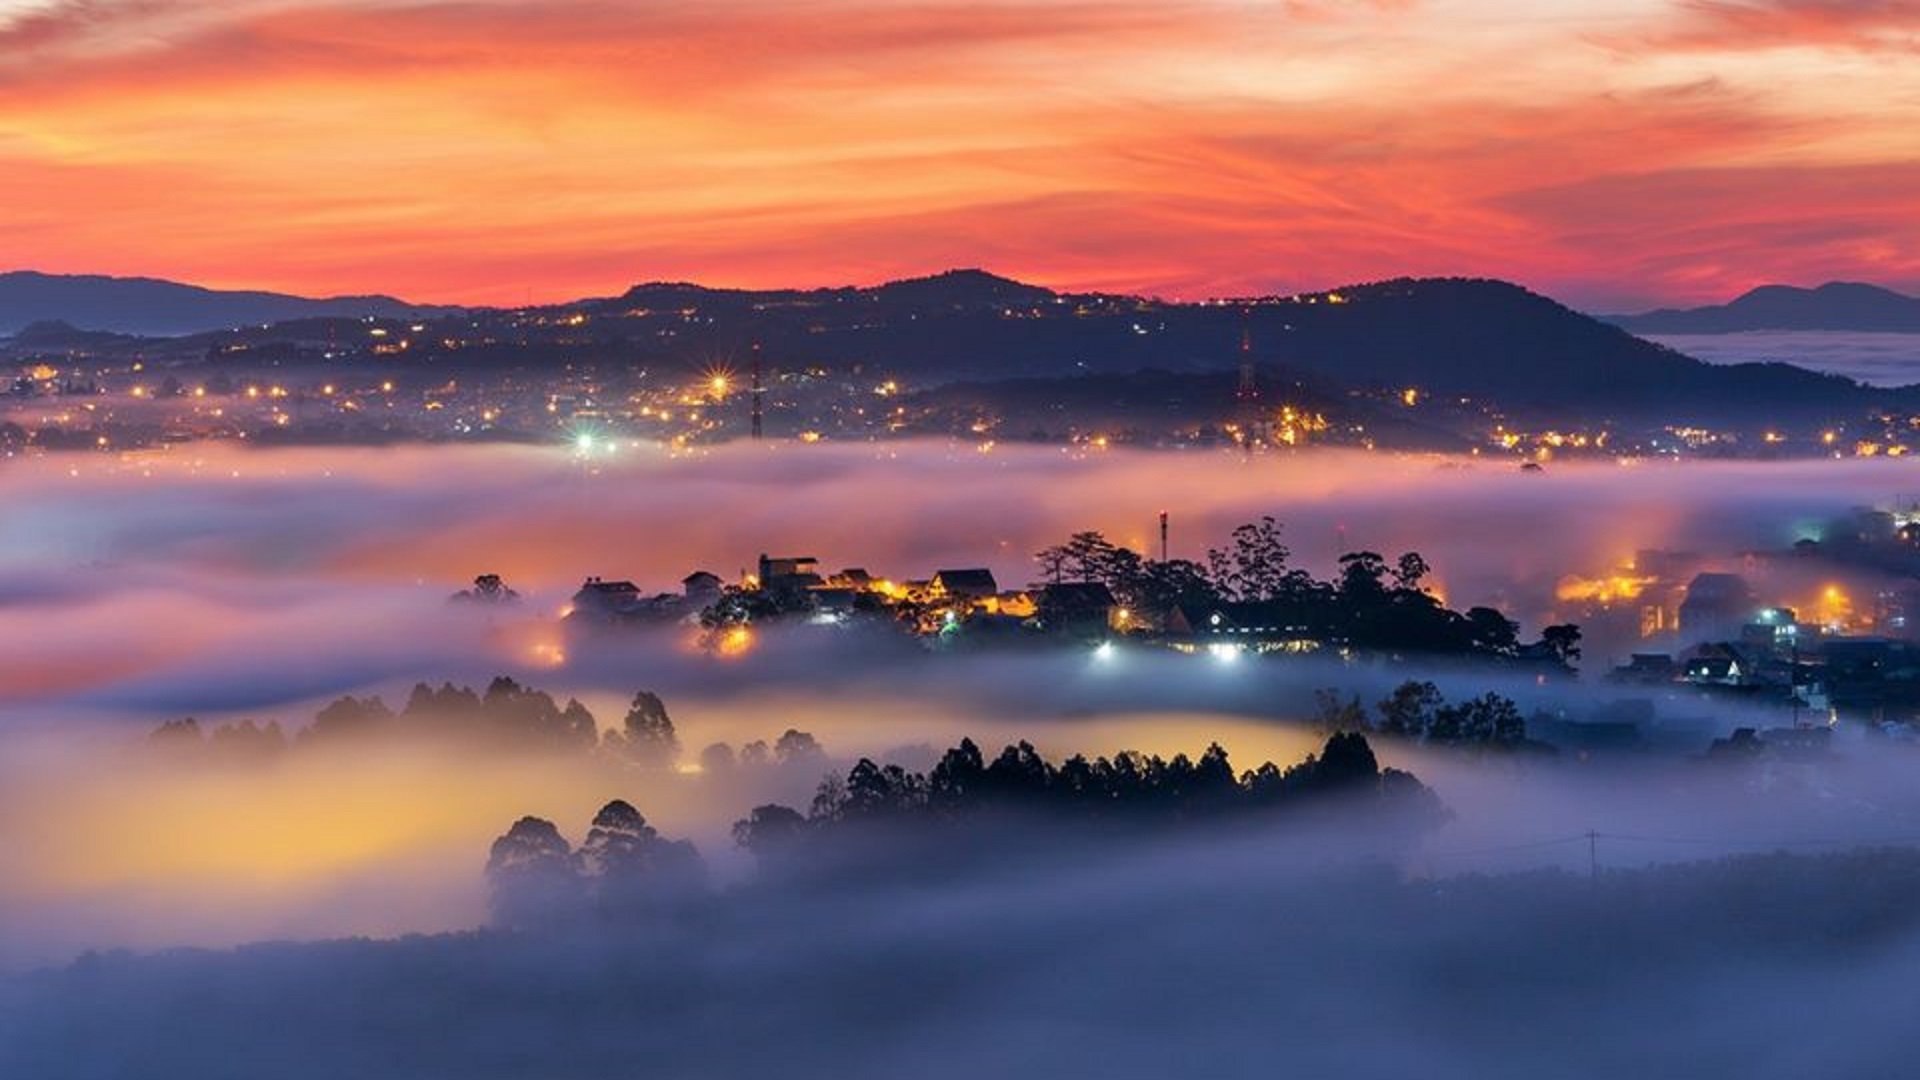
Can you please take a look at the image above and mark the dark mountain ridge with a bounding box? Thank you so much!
[10,268,1914,426]
[0,270,460,337]
[1607,282,1920,334]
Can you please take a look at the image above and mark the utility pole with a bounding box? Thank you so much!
[750,343,764,441]
[1159,511,1169,564]
[1587,830,1599,880]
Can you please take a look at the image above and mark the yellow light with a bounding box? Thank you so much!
[717,625,754,658]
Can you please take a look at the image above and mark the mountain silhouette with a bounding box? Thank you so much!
[8,268,1911,424]
[1607,282,1920,334]
[0,270,460,337]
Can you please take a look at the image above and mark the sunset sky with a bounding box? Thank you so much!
[1,0,1916,309]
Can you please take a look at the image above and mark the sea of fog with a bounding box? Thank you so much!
[0,441,1918,969]
[6,441,1920,1076]
[1649,331,1920,387]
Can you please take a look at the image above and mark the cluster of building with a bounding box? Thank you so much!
[564,555,1120,641]
[559,553,1375,660]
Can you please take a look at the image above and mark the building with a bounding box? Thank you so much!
[570,576,644,622]
[930,568,999,602]
[1678,572,1756,640]
[682,571,724,604]
[1612,653,1678,684]
[757,554,824,600]
[1164,601,1320,653]
[1036,582,1119,639]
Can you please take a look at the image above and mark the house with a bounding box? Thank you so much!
[1681,643,1764,687]
[682,571,724,604]
[758,554,820,582]
[1165,601,1320,653]
[1612,653,1678,684]
[571,576,644,622]
[757,554,824,599]
[1036,582,1119,638]
[930,568,999,602]
[807,586,859,616]
[830,567,876,590]
[1679,572,1755,639]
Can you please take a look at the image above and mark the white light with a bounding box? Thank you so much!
[574,432,595,453]
[1093,641,1115,662]
[1209,643,1241,664]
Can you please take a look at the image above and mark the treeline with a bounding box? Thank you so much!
[486,730,1443,928]
[486,801,707,929]
[1314,681,1551,752]
[1036,518,1582,662]
[145,675,826,771]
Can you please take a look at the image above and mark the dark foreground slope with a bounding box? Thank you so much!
[5,848,1918,1080]
[0,270,458,337]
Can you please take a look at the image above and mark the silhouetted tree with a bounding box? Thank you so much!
[1539,624,1583,665]
[699,742,737,775]
[732,804,808,864]
[1208,517,1295,602]
[303,694,394,742]
[453,574,520,604]
[774,728,825,767]
[1377,680,1442,739]
[577,799,705,915]
[485,816,582,929]
[1313,689,1368,734]
[606,691,678,767]
[1464,607,1520,655]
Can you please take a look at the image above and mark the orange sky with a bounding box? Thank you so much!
[1,0,1917,309]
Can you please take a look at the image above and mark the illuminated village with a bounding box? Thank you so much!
[10,278,1920,461]
[456,497,1920,746]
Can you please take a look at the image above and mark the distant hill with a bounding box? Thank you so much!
[14,267,1912,426]
[0,271,461,337]
[592,272,1880,420]
[1607,283,1920,334]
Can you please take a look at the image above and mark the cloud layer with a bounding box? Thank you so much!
[1,0,1916,308]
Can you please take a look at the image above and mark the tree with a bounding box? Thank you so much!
[774,728,824,767]
[1208,517,1293,602]
[929,737,985,812]
[559,699,598,745]
[1464,607,1519,655]
[1033,545,1069,587]
[1062,531,1118,583]
[1376,681,1442,739]
[699,742,737,774]
[1313,689,1368,734]
[485,816,582,929]
[732,804,808,864]
[577,799,705,915]
[1392,552,1431,593]
[455,573,520,604]
[303,694,394,742]
[1539,623,1583,666]
[1337,551,1390,605]
[607,691,678,768]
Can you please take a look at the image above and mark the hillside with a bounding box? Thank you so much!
[0,271,460,337]
[1608,282,1920,334]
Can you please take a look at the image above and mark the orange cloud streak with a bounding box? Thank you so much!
[0,0,1915,309]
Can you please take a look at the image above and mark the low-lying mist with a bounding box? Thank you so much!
[2,439,1915,719]
[6,440,1920,1075]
